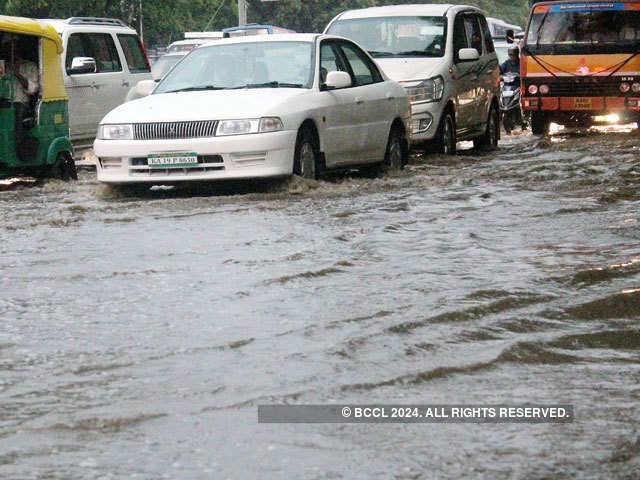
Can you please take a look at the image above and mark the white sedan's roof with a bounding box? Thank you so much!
[334,4,476,19]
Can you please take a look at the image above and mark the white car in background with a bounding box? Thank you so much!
[41,17,152,149]
[165,38,208,53]
[151,52,187,81]
[325,4,501,154]
[94,34,410,185]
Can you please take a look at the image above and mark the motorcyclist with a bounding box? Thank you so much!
[500,45,526,132]
[500,45,520,75]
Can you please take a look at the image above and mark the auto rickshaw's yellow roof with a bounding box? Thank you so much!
[0,15,63,53]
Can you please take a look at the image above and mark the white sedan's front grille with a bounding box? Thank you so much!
[133,121,217,140]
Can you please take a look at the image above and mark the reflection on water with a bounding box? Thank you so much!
[1,130,640,479]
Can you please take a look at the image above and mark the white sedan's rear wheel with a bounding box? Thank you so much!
[385,127,404,170]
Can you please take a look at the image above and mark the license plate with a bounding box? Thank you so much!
[148,152,198,167]
[573,98,593,110]
[503,90,515,97]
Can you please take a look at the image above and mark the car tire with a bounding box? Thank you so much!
[384,126,405,170]
[294,127,319,180]
[49,152,78,181]
[474,104,499,151]
[531,112,549,135]
[435,111,456,155]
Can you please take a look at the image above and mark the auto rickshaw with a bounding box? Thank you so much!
[0,15,76,180]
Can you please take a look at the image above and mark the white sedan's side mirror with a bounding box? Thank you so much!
[136,79,156,96]
[458,48,480,62]
[125,79,156,102]
[324,71,352,90]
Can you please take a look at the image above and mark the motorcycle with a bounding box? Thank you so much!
[500,73,524,134]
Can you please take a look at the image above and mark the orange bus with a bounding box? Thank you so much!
[522,1,640,133]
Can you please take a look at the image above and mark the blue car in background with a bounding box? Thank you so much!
[222,24,296,37]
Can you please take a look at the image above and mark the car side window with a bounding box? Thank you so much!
[320,41,347,83]
[465,16,484,55]
[65,33,87,71]
[337,42,382,86]
[453,15,469,62]
[478,16,495,54]
[117,34,151,73]
[66,33,122,73]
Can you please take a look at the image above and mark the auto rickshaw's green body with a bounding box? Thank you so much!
[0,15,75,179]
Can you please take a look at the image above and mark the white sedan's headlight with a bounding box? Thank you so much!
[216,117,283,136]
[403,76,444,104]
[98,124,134,140]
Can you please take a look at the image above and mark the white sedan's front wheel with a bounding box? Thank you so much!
[294,128,319,180]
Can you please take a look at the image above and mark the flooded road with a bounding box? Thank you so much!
[1,129,639,479]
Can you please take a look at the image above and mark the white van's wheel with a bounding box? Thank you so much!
[436,112,456,155]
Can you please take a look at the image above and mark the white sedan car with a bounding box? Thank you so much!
[94,34,410,184]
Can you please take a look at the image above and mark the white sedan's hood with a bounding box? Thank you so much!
[101,89,308,124]
[375,57,444,82]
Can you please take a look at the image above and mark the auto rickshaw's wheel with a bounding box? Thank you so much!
[474,104,499,151]
[49,152,77,181]
[294,127,320,180]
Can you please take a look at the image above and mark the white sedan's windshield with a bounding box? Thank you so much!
[326,16,446,58]
[154,41,314,93]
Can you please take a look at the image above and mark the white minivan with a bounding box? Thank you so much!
[42,17,152,148]
[325,4,501,153]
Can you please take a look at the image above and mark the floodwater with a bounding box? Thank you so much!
[1,129,639,479]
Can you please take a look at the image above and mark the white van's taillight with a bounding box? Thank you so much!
[139,37,151,69]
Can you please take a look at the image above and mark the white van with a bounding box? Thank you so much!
[42,17,152,148]
[486,17,523,40]
[325,4,501,153]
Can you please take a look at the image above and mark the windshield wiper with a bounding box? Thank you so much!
[163,85,224,93]
[368,51,396,57]
[240,81,305,88]
[396,50,439,57]
[535,9,551,50]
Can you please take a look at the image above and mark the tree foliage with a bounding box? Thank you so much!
[0,0,531,47]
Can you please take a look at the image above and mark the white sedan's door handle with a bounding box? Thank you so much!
[122,80,130,87]
[355,97,365,105]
